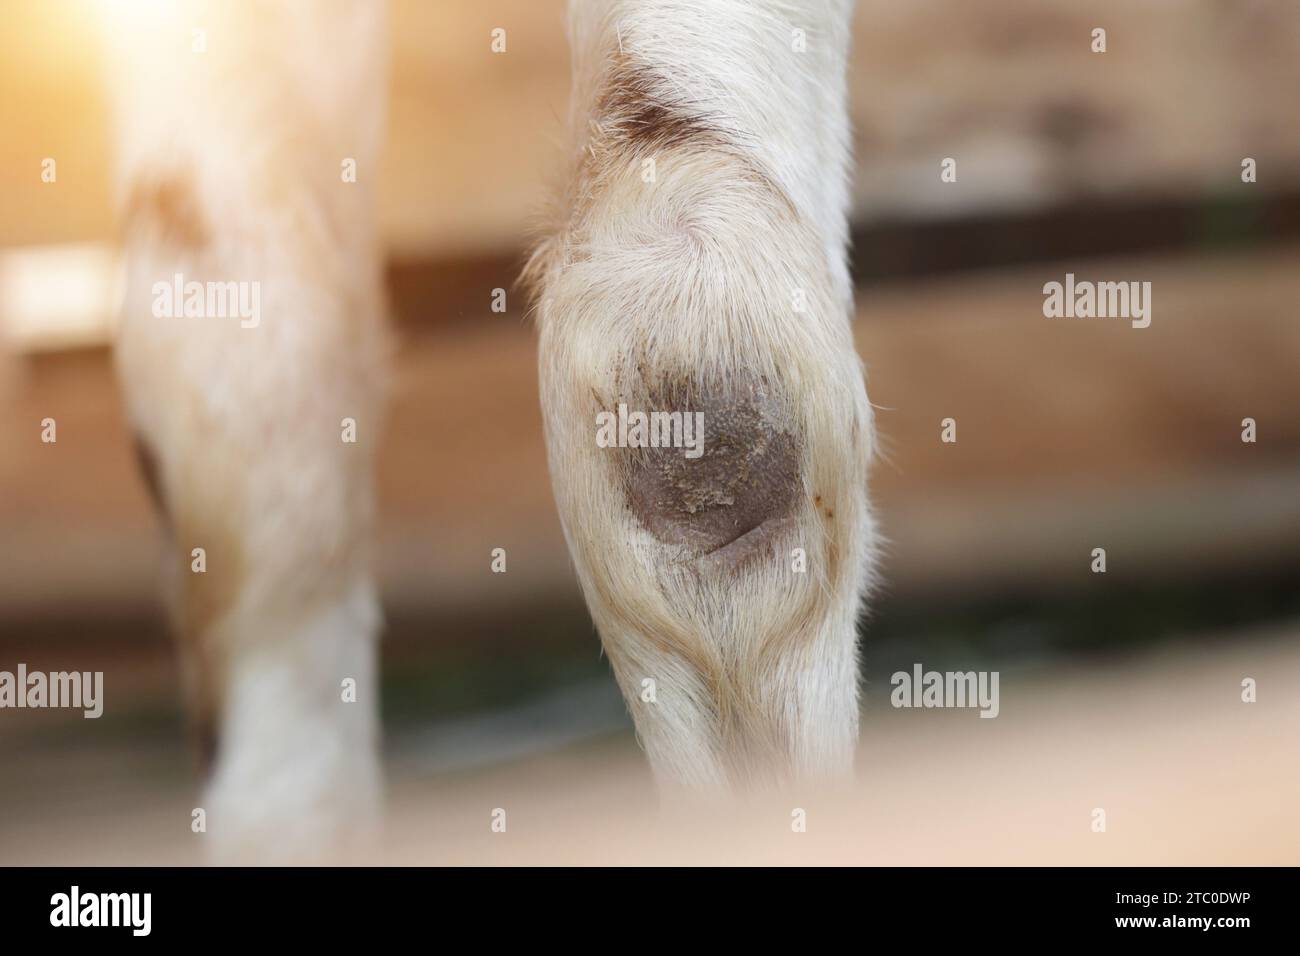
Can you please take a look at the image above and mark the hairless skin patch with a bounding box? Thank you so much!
[624,383,801,566]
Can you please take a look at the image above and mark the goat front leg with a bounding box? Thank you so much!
[531,0,876,791]
[101,0,389,859]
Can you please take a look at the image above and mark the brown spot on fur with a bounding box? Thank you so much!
[595,62,728,155]
[521,59,773,311]
[123,172,210,249]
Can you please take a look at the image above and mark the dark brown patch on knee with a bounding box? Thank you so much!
[123,172,210,249]
[624,383,801,565]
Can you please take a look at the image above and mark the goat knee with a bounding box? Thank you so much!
[533,161,875,790]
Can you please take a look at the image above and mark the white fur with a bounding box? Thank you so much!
[101,0,389,859]
[206,580,382,863]
[532,0,875,790]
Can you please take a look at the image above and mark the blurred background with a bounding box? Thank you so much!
[1,0,1298,864]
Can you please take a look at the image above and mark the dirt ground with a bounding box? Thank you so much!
[3,620,1295,866]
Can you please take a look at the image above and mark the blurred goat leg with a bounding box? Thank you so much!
[101,0,390,860]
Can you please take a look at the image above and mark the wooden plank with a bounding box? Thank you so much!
[1,246,1296,616]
